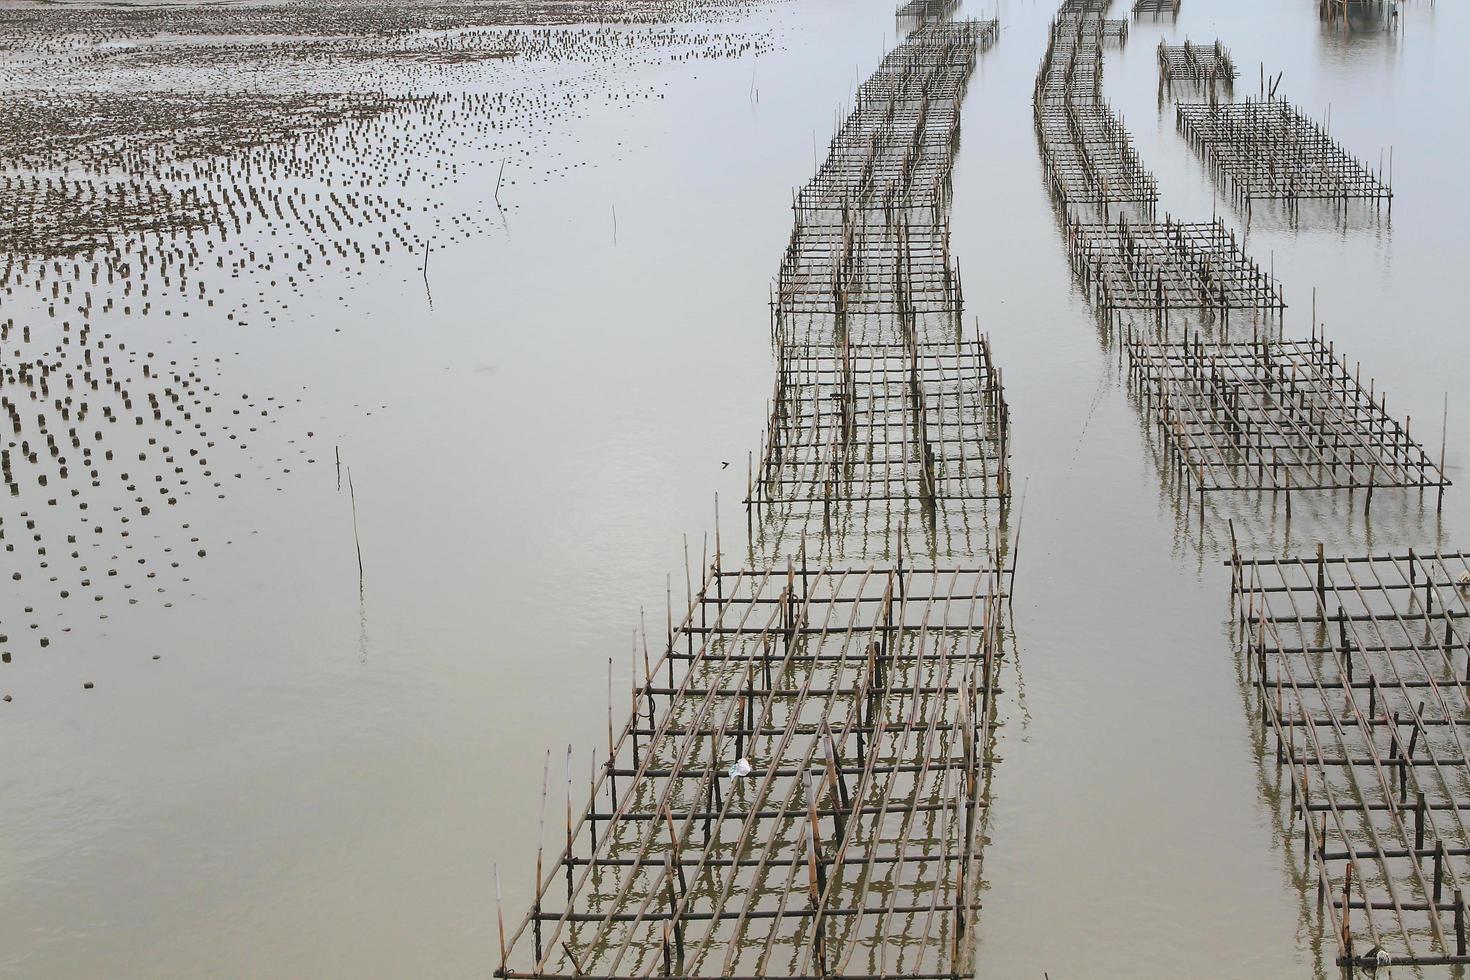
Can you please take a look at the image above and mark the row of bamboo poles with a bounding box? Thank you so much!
[752,19,1011,562]
[1033,0,1156,217]
[495,20,1017,980]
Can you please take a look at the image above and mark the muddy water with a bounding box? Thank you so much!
[1,0,1466,976]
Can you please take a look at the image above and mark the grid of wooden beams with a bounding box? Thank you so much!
[760,20,1010,560]
[1158,40,1236,92]
[1133,0,1180,13]
[1034,1,1156,213]
[497,562,1008,979]
[776,214,961,317]
[795,21,994,217]
[780,21,993,347]
[896,0,960,25]
[1233,549,1470,969]
[1066,215,1285,325]
[1126,334,1448,510]
[1176,98,1393,211]
[751,336,1008,558]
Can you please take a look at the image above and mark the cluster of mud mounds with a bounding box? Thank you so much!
[0,0,773,682]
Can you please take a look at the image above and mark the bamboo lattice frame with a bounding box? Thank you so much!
[1034,1,1155,213]
[498,562,1008,978]
[795,21,994,216]
[1067,215,1285,324]
[751,337,1009,559]
[1176,98,1393,209]
[1234,549,1470,968]
[1126,335,1448,501]
[896,0,960,25]
[762,20,1011,560]
[776,216,961,317]
[1157,40,1236,91]
[500,23,1016,979]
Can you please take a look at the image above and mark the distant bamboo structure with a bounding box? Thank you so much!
[1034,0,1156,218]
[1177,96,1394,217]
[1157,39,1235,96]
[757,19,1010,564]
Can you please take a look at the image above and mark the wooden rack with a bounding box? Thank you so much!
[1233,548,1470,969]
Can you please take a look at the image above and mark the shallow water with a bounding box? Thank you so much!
[2,0,1468,976]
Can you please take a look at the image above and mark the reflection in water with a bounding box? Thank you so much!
[1319,1,1402,44]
